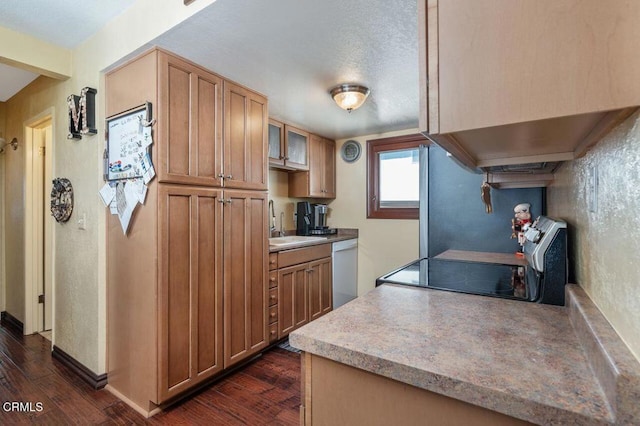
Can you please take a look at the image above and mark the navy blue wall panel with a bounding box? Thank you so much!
[428,145,544,257]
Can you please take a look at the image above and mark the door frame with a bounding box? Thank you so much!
[24,108,55,336]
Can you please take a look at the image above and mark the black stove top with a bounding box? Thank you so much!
[376,258,534,302]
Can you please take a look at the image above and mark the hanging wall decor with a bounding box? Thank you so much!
[67,87,97,139]
[51,178,74,223]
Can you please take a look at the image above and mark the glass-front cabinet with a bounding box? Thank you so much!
[268,119,309,171]
[268,119,285,167]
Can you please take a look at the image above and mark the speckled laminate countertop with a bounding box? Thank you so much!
[268,228,358,253]
[290,284,640,425]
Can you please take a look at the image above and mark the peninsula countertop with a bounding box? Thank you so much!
[290,284,640,425]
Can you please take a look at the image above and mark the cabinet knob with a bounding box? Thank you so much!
[270,312,277,318]
[270,294,277,300]
[217,173,225,179]
[270,329,277,336]
[269,276,276,281]
[226,174,233,179]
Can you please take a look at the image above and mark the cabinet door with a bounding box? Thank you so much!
[322,137,336,198]
[304,135,336,199]
[268,119,285,167]
[284,125,310,170]
[224,81,268,191]
[158,185,223,402]
[308,257,333,321]
[223,190,268,368]
[158,52,223,186]
[278,263,309,337]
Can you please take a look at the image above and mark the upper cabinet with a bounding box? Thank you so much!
[268,119,310,171]
[419,0,640,173]
[223,81,269,190]
[158,51,267,190]
[289,134,336,199]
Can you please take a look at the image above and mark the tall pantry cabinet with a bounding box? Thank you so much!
[106,48,269,414]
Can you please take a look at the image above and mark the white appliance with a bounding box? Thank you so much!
[332,239,358,308]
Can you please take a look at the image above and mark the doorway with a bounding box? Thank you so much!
[24,112,54,337]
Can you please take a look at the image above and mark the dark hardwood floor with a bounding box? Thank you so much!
[0,324,301,425]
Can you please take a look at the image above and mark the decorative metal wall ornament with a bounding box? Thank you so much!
[67,87,97,139]
[341,140,362,163]
[50,178,74,223]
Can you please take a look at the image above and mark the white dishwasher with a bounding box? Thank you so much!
[332,239,358,309]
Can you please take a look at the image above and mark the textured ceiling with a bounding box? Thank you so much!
[0,0,136,49]
[148,0,419,139]
[0,0,419,139]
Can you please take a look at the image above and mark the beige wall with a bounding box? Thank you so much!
[268,169,326,233]
[547,112,640,362]
[0,101,5,312]
[330,129,420,297]
[3,77,64,325]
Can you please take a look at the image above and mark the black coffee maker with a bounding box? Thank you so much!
[296,202,313,236]
[296,201,335,235]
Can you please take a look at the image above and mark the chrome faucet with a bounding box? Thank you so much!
[279,211,285,237]
[269,200,276,233]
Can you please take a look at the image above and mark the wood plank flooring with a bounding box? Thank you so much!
[0,324,301,425]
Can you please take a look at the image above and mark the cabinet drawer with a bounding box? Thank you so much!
[268,305,278,324]
[269,288,278,306]
[269,271,278,289]
[278,244,331,268]
[269,252,278,270]
[269,323,278,343]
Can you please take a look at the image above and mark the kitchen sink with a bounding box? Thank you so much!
[269,236,327,247]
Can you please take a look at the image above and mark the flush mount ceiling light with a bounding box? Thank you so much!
[330,84,370,113]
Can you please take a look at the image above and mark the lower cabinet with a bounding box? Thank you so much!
[159,185,224,401]
[271,244,333,339]
[158,185,268,402]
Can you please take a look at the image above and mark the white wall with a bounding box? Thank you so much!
[329,129,420,297]
[547,112,640,362]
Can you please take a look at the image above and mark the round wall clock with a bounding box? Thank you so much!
[341,140,362,163]
[51,178,74,223]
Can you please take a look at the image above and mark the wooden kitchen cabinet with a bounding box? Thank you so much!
[278,263,309,336]
[106,48,269,415]
[301,354,531,426]
[158,185,224,401]
[157,51,267,190]
[268,119,286,167]
[224,81,269,190]
[288,134,336,198]
[158,52,224,187]
[308,257,332,321]
[268,119,310,170]
[274,244,332,339]
[419,0,640,173]
[223,190,269,368]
